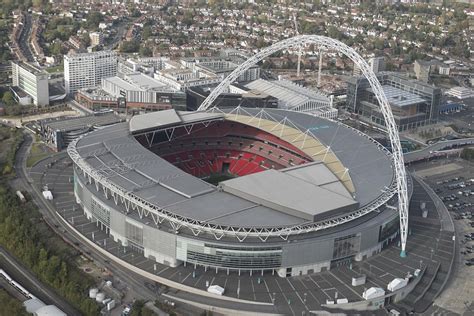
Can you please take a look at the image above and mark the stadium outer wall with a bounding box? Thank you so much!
[71,115,402,278]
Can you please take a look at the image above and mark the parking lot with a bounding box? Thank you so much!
[411,158,474,314]
[30,153,457,315]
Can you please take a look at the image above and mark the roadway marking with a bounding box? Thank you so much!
[329,271,363,299]
[286,278,308,311]
[192,272,204,288]
[263,278,273,303]
[274,278,295,316]
[250,278,257,301]
[296,278,321,305]
[181,272,192,283]
[157,267,169,275]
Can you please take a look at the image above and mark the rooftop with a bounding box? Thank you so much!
[367,85,427,108]
[42,112,123,132]
[220,163,358,221]
[245,79,331,110]
[129,109,225,134]
[73,109,394,228]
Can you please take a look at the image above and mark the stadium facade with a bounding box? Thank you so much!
[68,107,404,277]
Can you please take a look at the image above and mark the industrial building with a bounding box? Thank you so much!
[64,50,117,94]
[347,72,442,131]
[10,61,49,106]
[40,111,123,151]
[69,108,401,277]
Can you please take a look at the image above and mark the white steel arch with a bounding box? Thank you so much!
[198,35,409,257]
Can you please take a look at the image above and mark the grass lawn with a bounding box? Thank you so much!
[26,142,51,167]
[46,64,64,73]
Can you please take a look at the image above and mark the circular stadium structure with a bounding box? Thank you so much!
[68,107,403,277]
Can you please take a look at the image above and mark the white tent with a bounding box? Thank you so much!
[362,287,385,300]
[387,278,408,292]
[207,285,225,296]
[42,190,53,200]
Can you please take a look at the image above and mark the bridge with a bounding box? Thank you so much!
[404,138,474,163]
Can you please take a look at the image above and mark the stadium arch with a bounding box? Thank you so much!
[197,35,409,257]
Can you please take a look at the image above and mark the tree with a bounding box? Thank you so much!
[2,91,15,107]
[120,40,140,53]
[86,12,103,30]
[142,26,152,40]
[139,46,153,57]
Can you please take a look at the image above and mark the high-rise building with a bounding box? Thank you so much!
[369,57,385,74]
[414,60,431,83]
[64,50,117,94]
[10,61,49,106]
[89,32,104,46]
[354,56,385,76]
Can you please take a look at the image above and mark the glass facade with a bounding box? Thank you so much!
[332,234,361,259]
[182,242,282,269]
[379,216,399,242]
[90,196,110,226]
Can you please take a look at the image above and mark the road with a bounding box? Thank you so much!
[17,13,35,62]
[404,138,474,163]
[105,19,129,50]
[13,132,166,314]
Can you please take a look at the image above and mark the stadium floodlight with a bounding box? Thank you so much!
[197,35,409,257]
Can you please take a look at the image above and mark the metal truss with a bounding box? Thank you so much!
[68,133,397,243]
[197,35,409,256]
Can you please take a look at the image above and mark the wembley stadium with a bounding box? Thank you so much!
[68,107,402,277]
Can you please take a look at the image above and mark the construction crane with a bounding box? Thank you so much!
[293,14,302,77]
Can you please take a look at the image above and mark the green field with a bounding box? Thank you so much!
[26,141,51,168]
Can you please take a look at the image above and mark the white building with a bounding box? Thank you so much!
[11,61,49,106]
[438,64,451,76]
[154,68,221,91]
[101,72,183,104]
[446,87,474,99]
[64,50,117,94]
[89,32,104,46]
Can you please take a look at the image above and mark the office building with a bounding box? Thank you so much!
[369,57,385,74]
[10,61,49,106]
[64,50,117,94]
[347,72,442,131]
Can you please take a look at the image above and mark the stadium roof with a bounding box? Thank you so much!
[74,109,394,228]
[129,109,224,133]
[220,164,358,221]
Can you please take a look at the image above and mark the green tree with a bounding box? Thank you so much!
[86,12,103,30]
[139,46,153,57]
[120,40,140,53]
[2,91,15,107]
[142,26,152,40]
